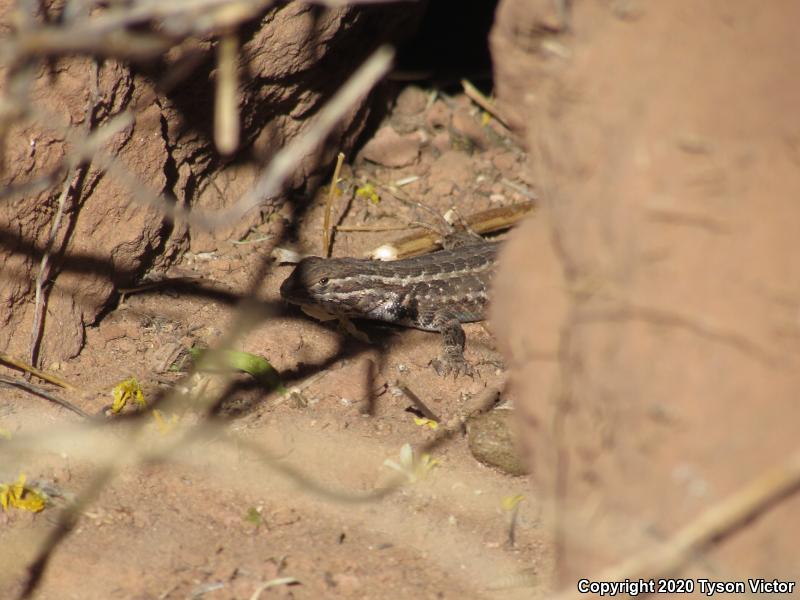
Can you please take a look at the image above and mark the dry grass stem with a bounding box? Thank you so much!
[461,79,510,129]
[335,224,414,232]
[369,200,535,259]
[323,152,345,256]
[0,352,77,392]
[28,171,75,370]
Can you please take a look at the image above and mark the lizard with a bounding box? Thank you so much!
[279,237,498,377]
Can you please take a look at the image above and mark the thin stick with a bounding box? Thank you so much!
[28,170,74,370]
[335,224,414,232]
[323,152,345,257]
[214,31,239,155]
[461,79,510,129]
[230,235,273,245]
[29,61,99,370]
[0,375,89,418]
[507,500,521,548]
[551,449,800,600]
[0,352,77,391]
[116,276,204,303]
[500,177,537,200]
[395,381,441,422]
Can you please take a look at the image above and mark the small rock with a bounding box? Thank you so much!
[430,179,455,197]
[430,131,451,155]
[427,150,473,197]
[451,107,489,149]
[425,99,451,130]
[149,342,184,373]
[361,126,420,168]
[100,323,127,343]
[330,573,361,592]
[115,338,137,354]
[394,86,428,116]
[122,322,140,338]
[466,409,529,476]
[209,258,235,275]
[491,150,517,172]
[270,507,301,526]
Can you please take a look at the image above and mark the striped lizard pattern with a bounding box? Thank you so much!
[280,239,498,376]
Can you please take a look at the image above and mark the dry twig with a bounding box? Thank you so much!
[0,375,88,419]
[28,171,75,371]
[323,152,345,257]
[0,352,77,392]
[461,79,510,129]
[369,200,536,259]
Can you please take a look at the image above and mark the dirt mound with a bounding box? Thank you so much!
[0,1,415,366]
[491,0,800,587]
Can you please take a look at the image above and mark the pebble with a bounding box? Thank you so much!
[425,99,451,130]
[451,106,489,149]
[466,409,529,476]
[394,85,428,116]
[361,126,420,168]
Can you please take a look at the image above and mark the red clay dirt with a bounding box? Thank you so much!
[1,81,541,598]
[492,0,800,591]
[5,1,799,598]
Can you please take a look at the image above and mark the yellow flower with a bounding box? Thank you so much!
[0,473,46,512]
[383,443,440,483]
[355,183,381,204]
[152,409,179,434]
[413,416,438,430]
[501,494,524,511]
[111,377,146,414]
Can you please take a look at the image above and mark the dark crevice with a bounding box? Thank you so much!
[394,0,498,92]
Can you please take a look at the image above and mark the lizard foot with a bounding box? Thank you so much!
[430,353,475,379]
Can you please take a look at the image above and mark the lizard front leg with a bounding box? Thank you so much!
[428,309,473,378]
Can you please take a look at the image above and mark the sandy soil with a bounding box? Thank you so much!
[7,2,797,598]
[1,87,542,599]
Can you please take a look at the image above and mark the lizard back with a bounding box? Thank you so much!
[280,241,498,330]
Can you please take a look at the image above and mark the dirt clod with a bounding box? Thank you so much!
[467,409,529,476]
[361,126,422,168]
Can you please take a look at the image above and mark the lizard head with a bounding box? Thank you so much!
[279,256,368,311]
[280,256,331,305]
[280,256,406,322]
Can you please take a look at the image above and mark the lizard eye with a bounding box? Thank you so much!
[318,277,329,286]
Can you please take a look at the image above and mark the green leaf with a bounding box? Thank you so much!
[190,348,284,392]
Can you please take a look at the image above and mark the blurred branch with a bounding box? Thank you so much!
[191,44,394,229]
[214,31,240,155]
[6,28,173,62]
[4,0,404,65]
[4,46,392,232]
[552,449,800,600]
[3,0,271,65]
